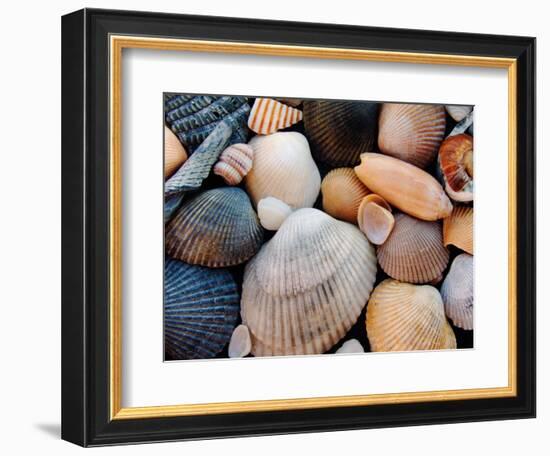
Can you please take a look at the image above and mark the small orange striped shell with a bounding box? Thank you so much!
[321,168,370,223]
[164,126,188,178]
[443,205,473,254]
[213,143,254,185]
[248,98,303,135]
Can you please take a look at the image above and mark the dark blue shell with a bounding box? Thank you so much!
[164,259,240,360]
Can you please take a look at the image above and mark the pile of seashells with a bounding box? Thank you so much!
[163,94,474,360]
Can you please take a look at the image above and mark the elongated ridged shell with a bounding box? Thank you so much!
[164,126,188,178]
[441,254,473,330]
[378,103,446,169]
[241,208,378,356]
[321,168,370,223]
[303,100,379,167]
[257,197,293,231]
[213,143,254,185]
[228,325,252,358]
[164,259,239,360]
[357,198,395,245]
[377,213,449,283]
[245,132,321,208]
[355,153,452,221]
[438,134,474,202]
[248,98,303,135]
[443,205,473,254]
[446,105,473,122]
[165,187,263,267]
[366,279,457,352]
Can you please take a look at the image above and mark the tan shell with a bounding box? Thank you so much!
[357,197,395,245]
[443,205,473,254]
[245,132,321,209]
[321,168,370,223]
[441,254,473,330]
[248,98,303,135]
[354,153,452,221]
[213,143,254,185]
[257,197,293,231]
[228,325,252,358]
[241,208,378,356]
[377,213,449,283]
[438,134,474,202]
[446,105,473,122]
[164,126,188,178]
[366,279,457,352]
[378,103,446,169]
[360,194,392,212]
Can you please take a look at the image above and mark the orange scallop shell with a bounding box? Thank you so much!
[164,126,188,178]
[443,205,473,254]
[321,168,370,223]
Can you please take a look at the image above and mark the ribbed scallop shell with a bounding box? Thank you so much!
[248,98,303,135]
[443,205,473,254]
[241,208,378,356]
[164,126,188,178]
[438,134,474,202]
[377,213,449,283]
[321,168,370,223]
[303,100,379,167]
[245,132,321,208]
[257,197,293,231]
[165,187,263,267]
[441,254,473,330]
[164,259,240,360]
[378,103,446,169]
[366,279,457,352]
[357,198,395,245]
[446,105,473,122]
[213,143,254,185]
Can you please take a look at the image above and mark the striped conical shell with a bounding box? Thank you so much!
[377,213,449,283]
[241,208,378,356]
[355,153,452,221]
[438,134,474,202]
[441,254,473,330]
[366,279,457,352]
[303,100,379,167]
[443,205,473,254]
[446,105,473,122]
[378,103,446,169]
[245,132,321,208]
[321,168,370,223]
[248,98,303,135]
[213,143,254,185]
[164,259,239,360]
[165,187,263,267]
[357,198,395,245]
[164,126,188,178]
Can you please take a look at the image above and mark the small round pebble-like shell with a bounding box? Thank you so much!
[441,254,473,330]
[213,143,254,185]
[446,105,473,122]
[358,200,395,245]
[165,187,263,268]
[228,325,252,358]
[257,197,293,231]
[378,103,446,169]
[438,133,474,202]
[321,168,370,223]
[248,98,303,135]
[377,213,449,283]
[164,126,188,178]
[366,279,457,352]
[443,205,473,254]
[336,339,365,354]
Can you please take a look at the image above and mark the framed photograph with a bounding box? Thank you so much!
[61,8,536,447]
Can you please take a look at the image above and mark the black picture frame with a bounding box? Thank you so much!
[62,8,536,447]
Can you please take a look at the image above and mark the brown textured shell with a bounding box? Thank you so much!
[164,126,188,178]
[321,168,370,223]
[443,205,473,254]
[438,134,474,202]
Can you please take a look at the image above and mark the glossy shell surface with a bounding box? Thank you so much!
[321,168,370,223]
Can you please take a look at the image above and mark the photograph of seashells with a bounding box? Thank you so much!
[163,94,474,361]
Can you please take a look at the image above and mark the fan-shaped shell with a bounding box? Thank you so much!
[165,187,263,267]
[438,134,474,202]
[446,105,473,122]
[378,103,446,169]
[443,205,473,254]
[303,100,379,167]
[355,153,452,221]
[241,208,378,356]
[357,198,395,245]
[164,126,188,178]
[377,213,449,283]
[213,143,254,185]
[248,98,303,135]
[366,279,457,352]
[164,259,240,360]
[257,197,293,231]
[441,254,473,330]
[321,168,370,223]
[245,132,321,208]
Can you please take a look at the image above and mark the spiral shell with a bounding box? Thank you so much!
[443,205,473,254]
[241,208,378,356]
[441,254,473,330]
[213,143,254,185]
[438,133,474,202]
[446,105,473,122]
[164,259,240,360]
[164,126,188,178]
[366,279,457,352]
[321,168,370,223]
[377,213,449,283]
[378,103,446,169]
[245,132,321,208]
[165,187,263,267]
[303,100,379,167]
[257,197,293,231]
[357,196,395,245]
[248,98,303,135]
